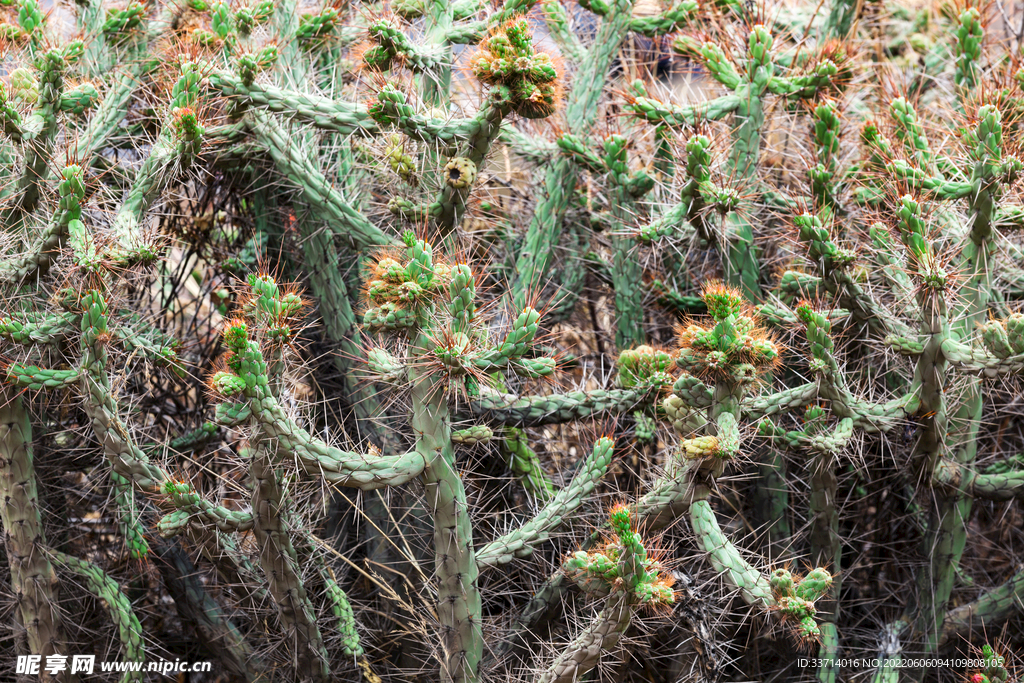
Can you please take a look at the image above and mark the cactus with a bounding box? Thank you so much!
[0,392,68,671]
[4,0,1024,681]
[543,505,675,682]
[158,233,651,681]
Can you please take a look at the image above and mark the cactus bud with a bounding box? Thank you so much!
[210,371,247,396]
[8,67,38,103]
[794,568,833,601]
[701,282,744,321]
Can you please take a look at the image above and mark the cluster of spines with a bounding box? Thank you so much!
[563,506,676,608]
[362,233,451,331]
[674,283,780,382]
[769,568,833,643]
[470,17,560,119]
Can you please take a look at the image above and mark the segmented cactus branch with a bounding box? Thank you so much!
[49,551,145,682]
[0,391,68,670]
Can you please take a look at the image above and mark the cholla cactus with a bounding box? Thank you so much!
[0,1,210,675]
[546,505,675,682]
[203,235,632,681]
[6,0,1024,680]
[768,567,834,642]
[588,0,1024,676]
[470,17,562,120]
[968,644,1011,683]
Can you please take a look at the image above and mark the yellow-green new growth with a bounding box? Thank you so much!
[564,505,675,607]
[471,17,560,119]
[770,568,834,642]
[675,283,780,383]
[544,505,674,683]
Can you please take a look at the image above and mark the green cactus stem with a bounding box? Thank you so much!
[417,18,560,238]
[465,384,665,426]
[870,619,910,683]
[40,292,267,545]
[636,25,838,297]
[0,311,78,345]
[499,427,556,500]
[451,424,493,445]
[763,406,849,680]
[365,18,448,72]
[287,201,399,452]
[105,63,206,261]
[964,469,1024,500]
[308,556,364,659]
[538,0,583,61]
[940,569,1024,647]
[7,44,79,218]
[246,111,392,250]
[111,471,150,559]
[407,342,481,682]
[5,364,80,390]
[500,125,557,162]
[0,391,68,668]
[542,506,675,682]
[207,71,380,136]
[954,5,983,95]
[689,498,774,605]
[0,164,86,284]
[211,366,429,487]
[824,0,861,36]
[538,591,632,683]
[476,436,614,567]
[237,272,333,679]
[792,213,913,335]
[1,308,246,551]
[634,203,695,245]
[626,91,741,127]
[511,0,654,310]
[430,94,509,236]
[214,246,477,680]
[601,134,652,348]
[60,81,99,114]
[893,103,1009,659]
[50,550,145,682]
[753,448,792,557]
[75,0,108,75]
[795,303,916,432]
[77,6,182,160]
[249,439,330,681]
[151,537,265,682]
